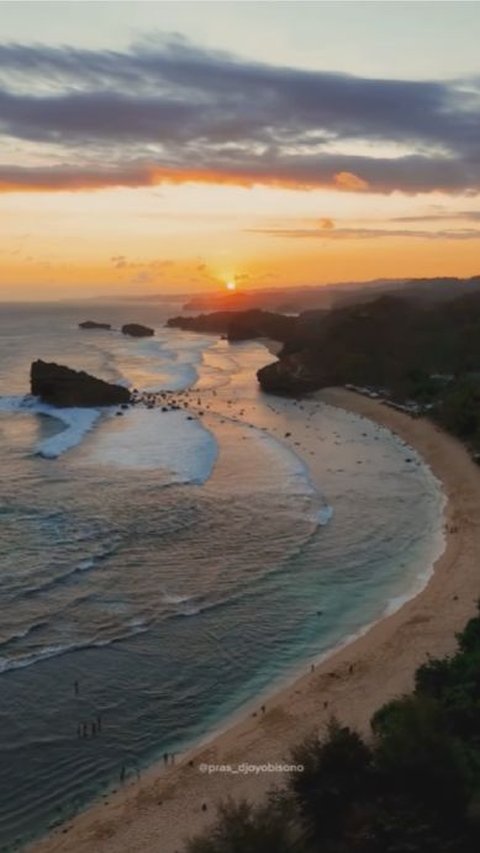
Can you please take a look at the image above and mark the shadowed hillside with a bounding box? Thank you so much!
[257,291,479,390]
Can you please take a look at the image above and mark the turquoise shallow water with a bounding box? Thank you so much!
[0,302,444,851]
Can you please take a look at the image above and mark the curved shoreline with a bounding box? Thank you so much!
[29,388,480,853]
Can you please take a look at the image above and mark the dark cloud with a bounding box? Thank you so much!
[109,255,175,271]
[251,227,480,241]
[0,38,479,193]
[392,210,480,222]
[111,254,127,268]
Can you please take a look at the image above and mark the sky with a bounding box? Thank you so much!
[1,0,480,300]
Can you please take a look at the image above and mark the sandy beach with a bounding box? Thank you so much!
[29,386,480,853]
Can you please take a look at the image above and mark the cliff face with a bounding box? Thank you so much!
[30,360,131,407]
[257,353,325,395]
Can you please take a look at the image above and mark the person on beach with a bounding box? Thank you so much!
[120,765,126,784]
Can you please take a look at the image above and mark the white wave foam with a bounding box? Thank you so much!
[120,331,215,393]
[35,407,100,458]
[240,424,333,529]
[77,558,95,571]
[0,622,149,674]
[316,505,334,525]
[162,592,194,605]
[175,604,202,617]
[0,622,46,648]
[82,408,218,484]
[0,395,100,458]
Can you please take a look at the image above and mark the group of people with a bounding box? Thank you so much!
[74,681,102,738]
[77,717,102,738]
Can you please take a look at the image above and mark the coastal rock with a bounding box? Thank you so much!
[79,321,111,330]
[30,360,131,407]
[121,323,154,337]
[257,353,323,395]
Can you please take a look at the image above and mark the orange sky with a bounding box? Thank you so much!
[1,3,479,300]
[1,183,480,300]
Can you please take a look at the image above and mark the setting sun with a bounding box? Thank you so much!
[226,281,236,291]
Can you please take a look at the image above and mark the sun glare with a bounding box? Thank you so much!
[226,280,236,291]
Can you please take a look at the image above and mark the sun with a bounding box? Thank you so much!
[226,280,236,291]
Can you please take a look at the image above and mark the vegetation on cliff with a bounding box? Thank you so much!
[256,292,480,452]
[186,606,480,853]
[259,292,480,392]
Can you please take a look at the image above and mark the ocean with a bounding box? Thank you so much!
[0,301,445,851]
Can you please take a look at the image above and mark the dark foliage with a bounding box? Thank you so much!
[184,796,300,853]
[288,720,372,843]
[185,605,480,853]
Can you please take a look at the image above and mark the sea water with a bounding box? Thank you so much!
[0,302,444,850]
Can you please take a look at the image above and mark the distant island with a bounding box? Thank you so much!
[78,320,155,337]
[79,321,111,330]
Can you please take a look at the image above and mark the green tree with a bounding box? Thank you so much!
[185,796,300,853]
[372,695,470,816]
[288,719,372,844]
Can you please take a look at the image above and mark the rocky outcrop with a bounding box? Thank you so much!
[79,321,111,330]
[121,323,154,337]
[30,360,131,407]
[257,353,324,395]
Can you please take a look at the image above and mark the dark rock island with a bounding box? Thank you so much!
[31,360,131,407]
[121,323,154,337]
[79,321,111,330]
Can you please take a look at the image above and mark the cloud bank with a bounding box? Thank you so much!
[0,36,479,194]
